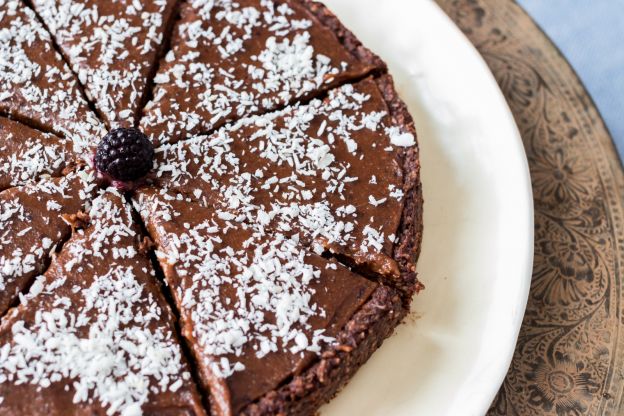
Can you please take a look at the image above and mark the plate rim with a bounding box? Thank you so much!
[428,1,534,411]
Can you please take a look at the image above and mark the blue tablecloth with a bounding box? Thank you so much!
[518,0,624,161]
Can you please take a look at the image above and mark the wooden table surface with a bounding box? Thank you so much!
[435,0,624,414]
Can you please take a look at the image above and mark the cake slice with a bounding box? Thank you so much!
[133,192,402,415]
[146,76,421,297]
[30,0,179,128]
[0,170,96,317]
[0,117,76,190]
[0,190,206,415]
[140,0,384,145]
[0,0,105,153]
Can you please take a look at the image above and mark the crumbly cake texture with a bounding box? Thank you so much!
[376,74,423,299]
[0,0,422,415]
[0,190,205,415]
[241,285,404,416]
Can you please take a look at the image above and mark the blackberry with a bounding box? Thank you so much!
[95,128,154,182]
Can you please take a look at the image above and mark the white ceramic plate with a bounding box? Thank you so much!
[318,1,534,415]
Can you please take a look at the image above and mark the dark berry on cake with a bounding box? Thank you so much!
[95,128,154,183]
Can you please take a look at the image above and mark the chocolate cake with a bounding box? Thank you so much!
[0,0,423,415]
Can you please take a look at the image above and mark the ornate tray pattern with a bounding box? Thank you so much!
[436,1,624,414]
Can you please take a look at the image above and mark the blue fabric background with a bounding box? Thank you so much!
[517,0,624,161]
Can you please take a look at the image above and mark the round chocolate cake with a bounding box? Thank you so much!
[0,0,422,414]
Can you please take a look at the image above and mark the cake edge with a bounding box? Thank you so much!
[376,74,424,301]
[240,284,405,416]
[294,0,387,72]
[299,0,423,300]
[326,74,424,302]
